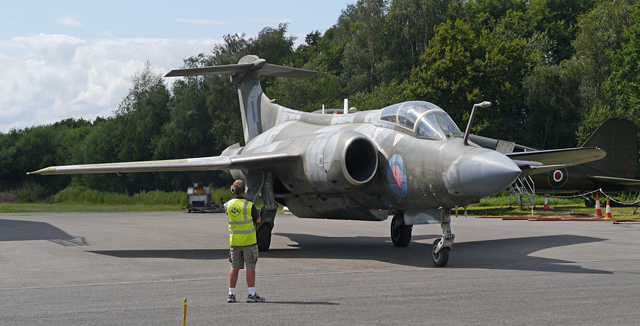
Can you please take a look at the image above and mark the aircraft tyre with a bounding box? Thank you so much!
[431,239,449,267]
[584,196,596,208]
[391,212,412,247]
[256,223,272,252]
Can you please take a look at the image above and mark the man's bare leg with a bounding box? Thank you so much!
[229,268,240,288]
[246,268,255,288]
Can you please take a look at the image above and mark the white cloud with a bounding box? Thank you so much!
[175,18,229,25]
[56,14,83,27]
[0,34,220,132]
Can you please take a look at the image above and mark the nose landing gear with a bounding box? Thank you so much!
[390,209,455,267]
[432,212,454,267]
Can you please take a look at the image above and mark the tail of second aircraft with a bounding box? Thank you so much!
[165,55,316,143]
[582,117,638,178]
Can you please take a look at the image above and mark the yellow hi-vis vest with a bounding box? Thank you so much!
[226,198,257,246]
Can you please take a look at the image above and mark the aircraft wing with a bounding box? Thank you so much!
[506,147,606,177]
[588,176,640,190]
[27,147,299,175]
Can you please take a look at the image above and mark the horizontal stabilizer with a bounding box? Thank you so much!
[28,147,299,175]
[165,61,316,79]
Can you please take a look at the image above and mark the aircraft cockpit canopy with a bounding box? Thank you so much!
[379,101,462,139]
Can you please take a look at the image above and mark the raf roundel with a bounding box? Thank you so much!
[548,168,568,188]
[387,154,408,197]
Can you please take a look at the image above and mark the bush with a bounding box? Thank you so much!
[11,181,49,203]
[54,186,188,206]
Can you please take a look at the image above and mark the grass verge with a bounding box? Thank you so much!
[0,203,184,213]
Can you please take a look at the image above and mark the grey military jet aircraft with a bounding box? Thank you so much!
[29,55,605,267]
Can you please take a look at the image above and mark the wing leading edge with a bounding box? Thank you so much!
[27,149,299,175]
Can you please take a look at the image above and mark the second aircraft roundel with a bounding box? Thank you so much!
[548,168,569,188]
[387,154,407,197]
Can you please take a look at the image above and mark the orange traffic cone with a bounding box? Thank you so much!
[594,195,603,218]
[604,200,613,219]
[543,194,550,209]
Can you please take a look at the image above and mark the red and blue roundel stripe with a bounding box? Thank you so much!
[387,154,407,197]
[548,168,568,188]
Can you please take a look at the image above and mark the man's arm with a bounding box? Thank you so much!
[251,205,261,224]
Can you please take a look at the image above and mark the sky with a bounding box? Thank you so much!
[0,0,355,133]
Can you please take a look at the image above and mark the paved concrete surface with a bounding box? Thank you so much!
[1,211,639,325]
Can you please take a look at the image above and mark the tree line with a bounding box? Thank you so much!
[2,0,639,200]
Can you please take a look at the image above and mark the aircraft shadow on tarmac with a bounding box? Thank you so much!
[0,218,87,246]
[89,232,610,274]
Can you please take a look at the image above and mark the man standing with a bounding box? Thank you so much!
[226,179,265,303]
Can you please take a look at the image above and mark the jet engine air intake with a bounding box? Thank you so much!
[305,131,378,192]
[343,136,378,184]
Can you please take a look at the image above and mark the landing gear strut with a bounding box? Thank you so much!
[246,170,277,252]
[256,171,277,252]
[432,210,454,267]
[391,211,412,247]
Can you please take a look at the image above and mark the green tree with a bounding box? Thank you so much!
[340,0,390,93]
[570,0,636,144]
[523,60,582,148]
[407,17,535,141]
[385,0,452,74]
[603,2,640,128]
[0,130,21,189]
[113,62,170,191]
[527,0,597,64]
[72,118,125,192]
[115,62,170,162]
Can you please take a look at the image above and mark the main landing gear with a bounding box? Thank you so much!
[390,209,455,267]
[247,171,277,252]
[391,211,412,247]
[584,196,596,208]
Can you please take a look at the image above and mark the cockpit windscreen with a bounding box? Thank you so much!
[379,101,462,139]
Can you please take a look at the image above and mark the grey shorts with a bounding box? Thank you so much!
[229,244,258,269]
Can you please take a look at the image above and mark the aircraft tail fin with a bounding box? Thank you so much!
[165,55,316,143]
[582,118,638,177]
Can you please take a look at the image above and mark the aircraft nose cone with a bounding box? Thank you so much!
[447,149,521,198]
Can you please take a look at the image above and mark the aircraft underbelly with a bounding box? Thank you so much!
[283,194,389,221]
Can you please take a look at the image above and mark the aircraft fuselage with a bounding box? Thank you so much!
[226,103,521,221]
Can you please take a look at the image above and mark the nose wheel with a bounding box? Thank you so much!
[431,239,450,267]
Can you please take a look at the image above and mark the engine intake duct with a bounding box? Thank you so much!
[304,131,378,192]
[343,136,378,185]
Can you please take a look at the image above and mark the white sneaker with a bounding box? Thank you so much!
[227,294,237,303]
[247,293,265,303]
